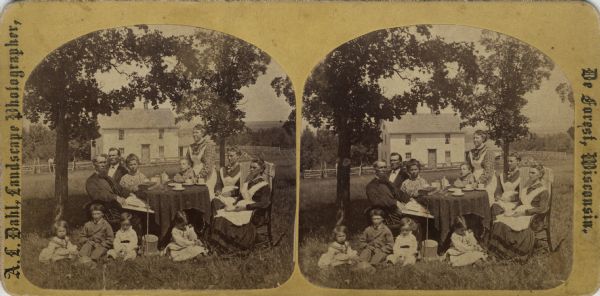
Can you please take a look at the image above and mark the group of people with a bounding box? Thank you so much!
[318,130,552,270]
[39,125,273,266]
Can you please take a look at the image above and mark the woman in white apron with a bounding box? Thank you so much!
[186,125,218,199]
[466,130,497,206]
[491,152,522,216]
[489,163,550,259]
[211,159,271,251]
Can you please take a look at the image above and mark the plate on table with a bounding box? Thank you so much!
[183,182,195,186]
[167,183,179,187]
[463,187,474,191]
[452,192,465,197]
[448,188,459,193]
[172,187,185,191]
[140,181,156,187]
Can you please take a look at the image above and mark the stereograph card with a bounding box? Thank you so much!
[0,1,599,295]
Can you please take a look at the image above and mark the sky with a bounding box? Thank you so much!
[304,24,574,135]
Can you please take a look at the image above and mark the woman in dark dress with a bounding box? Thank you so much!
[211,159,271,251]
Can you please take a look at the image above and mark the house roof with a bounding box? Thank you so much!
[383,113,463,134]
[98,108,177,129]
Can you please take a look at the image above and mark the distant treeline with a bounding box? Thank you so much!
[511,132,573,153]
[301,128,377,171]
[222,126,295,149]
[24,124,91,164]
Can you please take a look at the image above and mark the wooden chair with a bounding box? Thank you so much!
[518,166,556,254]
[252,161,278,248]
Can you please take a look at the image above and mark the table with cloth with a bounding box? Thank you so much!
[139,185,212,240]
[419,189,490,244]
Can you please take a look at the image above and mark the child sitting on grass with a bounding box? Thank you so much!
[163,211,208,261]
[454,163,476,188]
[386,217,418,266]
[107,213,138,261]
[357,209,394,267]
[79,203,114,267]
[444,216,487,266]
[318,225,359,269]
[39,220,79,263]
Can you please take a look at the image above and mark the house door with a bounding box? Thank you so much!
[141,144,150,163]
[428,149,437,169]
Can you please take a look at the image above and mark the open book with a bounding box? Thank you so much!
[122,194,155,213]
[401,199,434,218]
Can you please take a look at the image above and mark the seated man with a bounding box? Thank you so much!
[366,160,409,225]
[86,154,139,232]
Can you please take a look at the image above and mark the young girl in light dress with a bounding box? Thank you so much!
[444,216,487,266]
[386,217,418,266]
[318,225,359,269]
[107,213,138,261]
[39,220,78,263]
[163,211,208,261]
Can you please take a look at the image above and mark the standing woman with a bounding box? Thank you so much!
[466,130,497,206]
[187,124,218,199]
[488,162,549,260]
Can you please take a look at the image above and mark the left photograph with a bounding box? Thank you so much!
[21,25,296,290]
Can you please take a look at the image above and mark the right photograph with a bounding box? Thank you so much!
[299,24,573,289]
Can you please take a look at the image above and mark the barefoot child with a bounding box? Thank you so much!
[386,217,418,266]
[163,211,208,261]
[318,225,359,269]
[444,216,487,266]
[39,220,78,263]
[79,204,114,265]
[357,209,394,266]
[107,213,138,261]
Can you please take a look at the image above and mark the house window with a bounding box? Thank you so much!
[405,152,412,160]
[445,134,450,144]
[118,129,124,140]
[159,128,164,139]
[405,134,411,145]
[445,151,451,165]
[119,148,125,156]
[159,146,165,158]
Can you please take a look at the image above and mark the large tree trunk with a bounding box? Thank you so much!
[219,137,226,167]
[54,113,69,223]
[502,139,510,179]
[335,128,352,226]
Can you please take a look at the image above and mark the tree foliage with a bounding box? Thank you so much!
[173,32,271,165]
[302,26,478,225]
[456,30,554,177]
[271,76,296,133]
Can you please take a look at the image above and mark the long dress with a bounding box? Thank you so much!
[187,137,218,199]
[211,177,271,250]
[386,233,418,265]
[489,181,549,259]
[164,225,208,261]
[39,236,78,263]
[467,144,497,206]
[444,230,487,266]
[318,241,358,269]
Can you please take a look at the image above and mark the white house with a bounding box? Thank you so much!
[378,113,465,169]
[92,108,180,163]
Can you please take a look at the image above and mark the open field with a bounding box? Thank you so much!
[21,159,295,289]
[299,157,573,289]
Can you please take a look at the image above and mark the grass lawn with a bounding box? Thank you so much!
[299,157,573,289]
[21,160,296,290]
